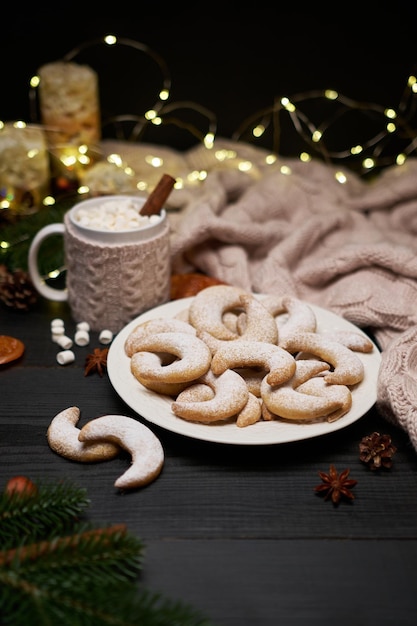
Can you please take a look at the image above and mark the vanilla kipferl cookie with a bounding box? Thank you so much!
[78,414,164,489]
[320,330,374,353]
[47,406,120,462]
[129,331,211,383]
[130,352,192,396]
[296,376,352,422]
[172,368,249,423]
[233,293,279,344]
[174,378,262,427]
[260,359,352,422]
[259,294,317,349]
[124,317,196,358]
[210,339,296,386]
[276,296,317,350]
[285,331,365,386]
[236,392,262,427]
[188,284,248,340]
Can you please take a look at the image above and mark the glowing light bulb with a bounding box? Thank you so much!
[104,35,117,45]
[253,125,265,138]
[204,133,214,148]
[335,171,347,184]
[324,89,338,100]
[362,158,375,170]
[238,160,252,172]
[384,108,396,119]
[281,97,295,112]
[108,153,123,167]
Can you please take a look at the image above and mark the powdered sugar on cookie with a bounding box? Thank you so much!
[125,286,373,427]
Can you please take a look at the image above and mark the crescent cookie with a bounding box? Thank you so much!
[78,415,164,490]
[234,293,279,344]
[129,331,212,383]
[172,368,249,423]
[320,330,374,353]
[277,296,317,350]
[233,367,265,397]
[47,406,120,462]
[260,359,342,422]
[131,353,192,396]
[175,383,214,403]
[285,331,365,386]
[124,317,196,357]
[210,339,296,386]
[236,392,262,428]
[188,284,248,340]
[296,376,352,422]
[261,376,345,422]
[176,380,262,427]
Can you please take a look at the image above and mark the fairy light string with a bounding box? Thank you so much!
[1,36,417,276]
[233,71,417,176]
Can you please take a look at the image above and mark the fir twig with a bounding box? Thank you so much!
[0,479,90,546]
[0,477,213,626]
[0,523,128,567]
[0,195,76,273]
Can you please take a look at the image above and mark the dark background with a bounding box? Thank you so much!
[2,5,417,152]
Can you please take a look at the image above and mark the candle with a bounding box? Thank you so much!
[0,121,50,218]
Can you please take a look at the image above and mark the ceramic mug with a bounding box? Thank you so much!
[28,195,171,333]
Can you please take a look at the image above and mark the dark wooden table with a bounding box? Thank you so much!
[2,297,417,625]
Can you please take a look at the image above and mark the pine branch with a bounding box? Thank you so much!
[0,479,90,547]
[0,194,75,273]
[0,524,129,567]
[0,477,213,626]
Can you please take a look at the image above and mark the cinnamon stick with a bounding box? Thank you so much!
[140,173,176,216]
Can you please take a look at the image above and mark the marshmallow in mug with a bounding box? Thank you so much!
[72,198,162,232]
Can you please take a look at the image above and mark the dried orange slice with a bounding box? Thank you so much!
[170,273,226,300]
[0,335,25,364]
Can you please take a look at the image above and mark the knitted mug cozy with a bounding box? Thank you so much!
[64,211,171,333]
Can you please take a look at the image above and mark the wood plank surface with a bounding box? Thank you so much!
[2,298,417,625]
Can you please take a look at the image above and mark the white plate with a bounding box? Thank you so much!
[107,296,381,445]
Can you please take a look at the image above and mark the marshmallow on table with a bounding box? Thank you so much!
[76,321,90,332]
[99,329,113,344]
[74,330,90,346]
[56,350,75,365]
[55,335,73,349]
[51,318,65,328]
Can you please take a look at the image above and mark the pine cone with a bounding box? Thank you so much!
[0,265,38,311]
[359,431,397,470]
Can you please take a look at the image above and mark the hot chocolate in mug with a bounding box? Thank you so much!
[28,195,171,333]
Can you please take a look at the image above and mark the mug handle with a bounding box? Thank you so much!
[28,223,68,302]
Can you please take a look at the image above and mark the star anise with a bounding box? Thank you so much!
[359,431,397,470]
[84,347,109,377]
[314,464,357,504]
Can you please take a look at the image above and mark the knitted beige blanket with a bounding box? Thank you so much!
[169,154,417,450]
